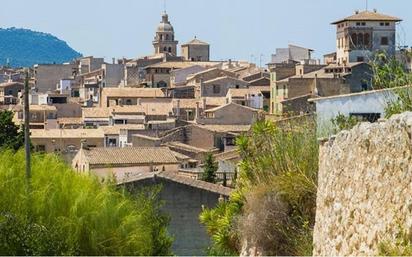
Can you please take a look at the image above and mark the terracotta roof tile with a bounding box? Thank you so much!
[84,147,179,165]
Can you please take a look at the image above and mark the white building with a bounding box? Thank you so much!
[226,88,264,109]
[309,87,400,136]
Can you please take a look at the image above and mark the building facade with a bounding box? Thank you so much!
[333,10,402,64]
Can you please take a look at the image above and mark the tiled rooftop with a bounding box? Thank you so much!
[83,147,179,165]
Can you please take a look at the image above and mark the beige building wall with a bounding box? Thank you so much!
[182,45,210,61]
[31,137,104,153]
[34,64,77,93]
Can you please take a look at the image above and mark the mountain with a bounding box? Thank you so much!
[0,27,82,68]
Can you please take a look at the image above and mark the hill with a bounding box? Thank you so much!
[0,27,82,68]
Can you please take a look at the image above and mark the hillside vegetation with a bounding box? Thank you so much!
[0,27,81,67]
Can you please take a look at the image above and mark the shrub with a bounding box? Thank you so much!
[0,150,173,255]
[200,119,318,255]
[331,113,359,134]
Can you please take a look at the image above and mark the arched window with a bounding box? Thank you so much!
[357,33,364,47]
[163,47,167,52]
[168,47,172,53]
[351,33,358,47]
[364,33,370,47]
[159,34,163,40]
[166,34,169,40]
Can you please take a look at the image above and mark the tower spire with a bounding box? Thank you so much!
[163,0,167,13]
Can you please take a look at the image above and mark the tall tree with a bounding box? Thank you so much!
[201,153,217,183]
[0,110,24,150]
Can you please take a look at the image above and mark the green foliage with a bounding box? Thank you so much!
[370,51,412,118]
[0,150,173,255]
[330,113,359,134]
[200,120,318,256]
[201,153,217,183]
[0,110,24,150]
[384,87,412,118]
[378,227,412,256]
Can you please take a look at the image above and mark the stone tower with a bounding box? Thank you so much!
[332,10,402,64]
[153,12,178,56]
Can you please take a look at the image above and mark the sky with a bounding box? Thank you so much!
[0,0,411,65]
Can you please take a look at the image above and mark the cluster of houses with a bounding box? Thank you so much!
[0,9,411,255]
[1,9,411,182]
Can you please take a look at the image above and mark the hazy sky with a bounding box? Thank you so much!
[1,0,411,64]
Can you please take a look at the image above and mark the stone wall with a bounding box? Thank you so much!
[313,112,412,256]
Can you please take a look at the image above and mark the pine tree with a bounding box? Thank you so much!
[201,153,217,183]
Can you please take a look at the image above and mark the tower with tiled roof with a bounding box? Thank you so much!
[332,9,402,64]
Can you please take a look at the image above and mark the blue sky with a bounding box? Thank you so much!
[0,0,411,64]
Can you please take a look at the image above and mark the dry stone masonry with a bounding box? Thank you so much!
[313,112,412,256]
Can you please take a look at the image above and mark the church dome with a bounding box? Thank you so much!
[157,13,174,32]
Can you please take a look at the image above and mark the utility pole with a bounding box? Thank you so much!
[24,70,31,182]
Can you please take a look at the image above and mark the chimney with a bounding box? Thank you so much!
[355,10,359,14]
[112,58,116,64]
[373,9,377,13]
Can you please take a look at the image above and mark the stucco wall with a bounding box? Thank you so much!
[313,112,412,256]
[123,177,223,256]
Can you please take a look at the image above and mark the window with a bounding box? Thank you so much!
[35,145,46,152]
[163,47,167,52]
[31,113,38,119]
[349,113,381,123]
[168,47,172,53]
[160,34,163,40]
[380,22,384,26]
[166,34,169,40]
[356,22,361,26]
[361,22,366,26]
[235,84,240,89]
[226,137,235,146]
[126,99,132,105]
[108,138,117,147]
[357,56,365,62]
[213,84,220,94]
[385,22,390,26]
[364,33,370,46]
[351,33,358,47]
[357,33,364,46]
[381,37,389,45]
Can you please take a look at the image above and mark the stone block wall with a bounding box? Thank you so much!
[313,112,412,256]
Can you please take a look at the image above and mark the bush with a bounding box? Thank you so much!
[0,150,173,255]
[331,113,359,134]
[200,120,318,255]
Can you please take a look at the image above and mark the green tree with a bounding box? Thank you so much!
[0,150,173,255]
[0,110,24,150]
[201,153,217,183]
